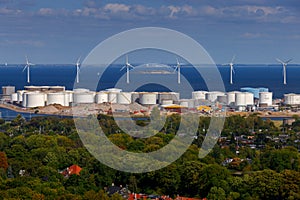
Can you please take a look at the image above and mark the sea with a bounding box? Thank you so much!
[0,63,299,120]
[0,64,299,99]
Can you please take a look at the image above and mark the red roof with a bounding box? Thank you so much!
[68,165,82,175]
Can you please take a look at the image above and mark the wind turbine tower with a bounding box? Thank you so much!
[75,56,81,83]
[228,55,235,85]
[23,56,35,83]
[174,58,182,84]
[276,58,292,85]
[120,55,135,84]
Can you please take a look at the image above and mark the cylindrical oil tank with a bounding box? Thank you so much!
[95,92,108,104]
[139,92,157,105]
[227,91,240,106]
[106,88,122,93]
[158,92,180,104]
[22,93,27,107]
[192,91,207,100]
[259,92,272,106]
[63,93,70,106]
[235,93,246,106]
[25,92,45,108]
[73,92,95,104]
[245,92,254,105]
[205,91,225,102]
[49,86,65,92]
[161,99,173,105]
[2,86,15,95]
[108,92,118,103]
[180,99,194,108]
[17,90,25,102]
[11,93,18,102]
[24,86,40,91]
[47,93,66,106]
[284,94,300,105]
[179,99,189,107]
[73,88,90,93]
[131,92,139,103]
[241,87,260,99]
[65,91,73,103]
[217,95,227,104]
[117,92,132,104]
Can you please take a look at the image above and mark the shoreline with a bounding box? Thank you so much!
[0,103,299,120]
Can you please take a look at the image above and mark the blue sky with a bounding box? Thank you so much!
[0,0,299,64]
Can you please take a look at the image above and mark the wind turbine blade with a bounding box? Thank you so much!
[232,67,235,74]
[276,58,284,64]
[76,56,81,65]
[231,55,236,63]
[126,55,128,64]
[285,59,292,64]
[22,65,28,72]
[120,65,126,71]
[25,55,29,64]
[128,63,135,69]
[176,58,180,65]
[173,66,178,72]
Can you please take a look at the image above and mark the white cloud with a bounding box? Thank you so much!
[241,32,266,39]
[4,39,44,47]
[103,3,130,13]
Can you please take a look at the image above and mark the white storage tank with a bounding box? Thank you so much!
[108,92,118,103]
[17,90,26,102]
[205,91,225,102]
[64,93,70,106]
[73,88,90,93]
[259,92,273,106]
[49,86,65,92]
[65,91,73,103]
[2,86,15,95]
[73,92,95,104]
[25,92,45,108]
[95,92,108,104]
[158,92,180,104]
[117,92,132,104]
[131,92,139,103]
[235,93,246,106]
[284,93,300,105]
[11,93,18,102]
[139,92,157,105]
[245,92,254,105]
[179,99,189,107]
[161,99,173,105]
[180,99,194,108]
[106,88,122,93]
[47,93,67,106]
[192,91,207,100]
[227,91,240,106]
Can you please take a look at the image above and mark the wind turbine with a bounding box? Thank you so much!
[224,55,236,84]
[174,58,182,84]
[120,55,134,84]
[276,58,292,85]
[22,56,35,83]
[75,56,81,83]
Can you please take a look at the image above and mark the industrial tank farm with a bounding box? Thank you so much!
[1,85,283,114]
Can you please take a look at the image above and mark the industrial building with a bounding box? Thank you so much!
[284,93,300,105]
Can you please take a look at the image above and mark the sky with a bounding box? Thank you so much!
[0,0,299,64]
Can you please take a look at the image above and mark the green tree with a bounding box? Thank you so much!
[207,187,226,200]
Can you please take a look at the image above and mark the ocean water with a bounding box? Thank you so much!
[0,64,299,99]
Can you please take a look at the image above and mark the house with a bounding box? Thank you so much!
[60,164,82,177]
